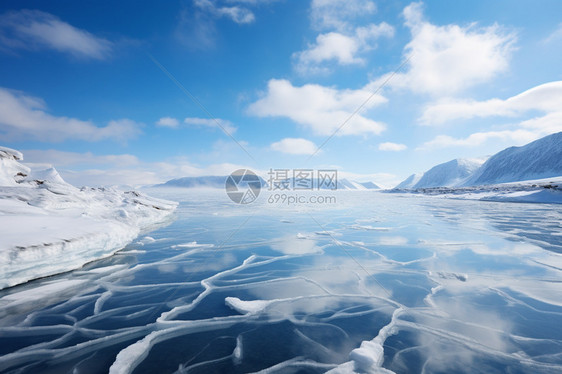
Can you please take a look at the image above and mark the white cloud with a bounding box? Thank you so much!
[155,116,237,133]
[543,23,562,44]
[421,81,562,125]
[20,147,257,187]
[22,149,139,167]
[374,2,515,96]
[418,81,562,150]
[156,117,180,128]
[60,168,162,187]
[60,159,255,187]
[0,10,112,59]
[418,130,539,150]
[295,32,362,70]
[184,117,237,133]
[378,142,407,151]
[247,79,387,136]
[194,0,255,24]
[293,23,394,74]
[310,0,377,31]
[176,0,259,49]
[270,138,318,155]
[0,88,140,142]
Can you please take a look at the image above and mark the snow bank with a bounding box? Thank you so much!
[0,148,177,289]
[390,177,562,205]
[0,146,29,186]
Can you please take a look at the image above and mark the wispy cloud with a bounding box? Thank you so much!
[417,130,539,150]
[270,138,318,155]
[421,81,562,125]
[195,0,255,24]
[310,0,377,31]
[0,87,140,142]
[543,23,562,44]
[156,116,237,133]
[247,79,386,136]
[418,81,562,150]
[22,149,140,167]
[0,10,112,59]
[378,142,407,151]
[156,117,180,128]
[184,117,237,133]
[176,0,258,49]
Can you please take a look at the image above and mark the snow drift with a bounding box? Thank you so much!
[0,146,177,289]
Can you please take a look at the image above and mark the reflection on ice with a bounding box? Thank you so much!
[0,191,561,373]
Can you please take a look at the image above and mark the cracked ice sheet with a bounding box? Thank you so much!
[0,190,561,373]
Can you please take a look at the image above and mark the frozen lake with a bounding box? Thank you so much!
[1,190,561,373]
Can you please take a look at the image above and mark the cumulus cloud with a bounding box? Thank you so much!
[156,117,180,128]
[373,2,515,96]
[270,138,318,155]
[293,22,394,74]
[247,79,387,136]
[0,88,140,142]
[0,10,112,59]
[378,142,407,151]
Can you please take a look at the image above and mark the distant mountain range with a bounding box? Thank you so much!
[396,131,562,189]
[155,176,381,190]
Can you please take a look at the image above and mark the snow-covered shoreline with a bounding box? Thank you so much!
[0,146,177,290]
[389,176,562,204]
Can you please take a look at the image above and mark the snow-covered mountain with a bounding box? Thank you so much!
[0,146,177,289]
[158,176,232,189]
[395,173,422,189]
[337,179,380,190]
[464,132,562,186]
[156,175,380,190]
[395,131,562,190]
[398,158,484,189]
[357,181,381,190]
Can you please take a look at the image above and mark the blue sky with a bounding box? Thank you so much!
[1,0,562,187]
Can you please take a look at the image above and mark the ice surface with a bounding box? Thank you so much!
[0,190,561,374]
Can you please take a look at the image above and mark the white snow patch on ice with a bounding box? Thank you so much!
[225,297,275,314]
